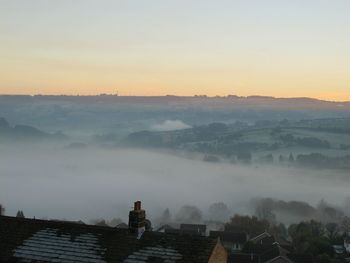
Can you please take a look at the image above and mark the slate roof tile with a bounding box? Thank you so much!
[0,215,217,263]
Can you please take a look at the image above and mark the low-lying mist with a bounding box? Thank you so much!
[1,144,350,227]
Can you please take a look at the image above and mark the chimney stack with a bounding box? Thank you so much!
[129,201,146,238]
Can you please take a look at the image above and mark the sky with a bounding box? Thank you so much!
[0,0,349,100]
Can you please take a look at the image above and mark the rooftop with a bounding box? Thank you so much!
[0,215,218,263]
[209,231,247,244]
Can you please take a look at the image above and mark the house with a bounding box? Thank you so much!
[180,223,207,236]
[286,253,314,263]
[228,253,260,263]
[228,232,293,263]
[228,254,294,263]
[163,224,207,236]
[265,256,294,263]
[115,223,128,229]
[228,245,281,263]
[274,236,293,253]
[0,202,227,263]
[345,235,350,253]
[157,223,207,236]
[209,231,247,252]
[333,244,345,255]
[250,232,275,245]
[332,240,350,262]
[156,224,175,233]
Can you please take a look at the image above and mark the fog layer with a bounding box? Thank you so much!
[1,145,349,224]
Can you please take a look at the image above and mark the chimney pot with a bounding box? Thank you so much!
[134,201,141,211]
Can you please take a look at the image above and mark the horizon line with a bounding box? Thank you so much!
[0,93,349,103]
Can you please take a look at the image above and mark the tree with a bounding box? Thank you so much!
[237,151,252,164]
[16,210,24,218]
[279,155,285,163]
[175,205,202,223]
[289,153,295,162]
[159,208,171,224]
[316,253,340,263]
[94,219,108,227]
[0,117,9,128]
[271,127,282,135]
[109,218,123,227]
[309,220,325,237]
[325,223,340,242]
[341,216,350,232]
[225,214,270,236]
[254,198,276,224]
[317,200,343,222]
[208,202,230,222]
[270,223,288,238]
[280,134,295,143]
[288,220,330,256]
[259,154,274,164]
[306,237,334,258]
[0,204,4,216]
[207,122,227,133]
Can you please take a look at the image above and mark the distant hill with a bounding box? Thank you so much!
[125,118,350,169]
[1,95,349,137]
[0,95,349,110]
[0,117,67,142]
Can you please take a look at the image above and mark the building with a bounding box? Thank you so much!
[228,232,294,263]
[180,224,207,236]
[250,232,275,245]
[209,231,247,252]
[156,224,175,233]
[265,256,294,263]
[0,202,227,263]
[162,224,207,236]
